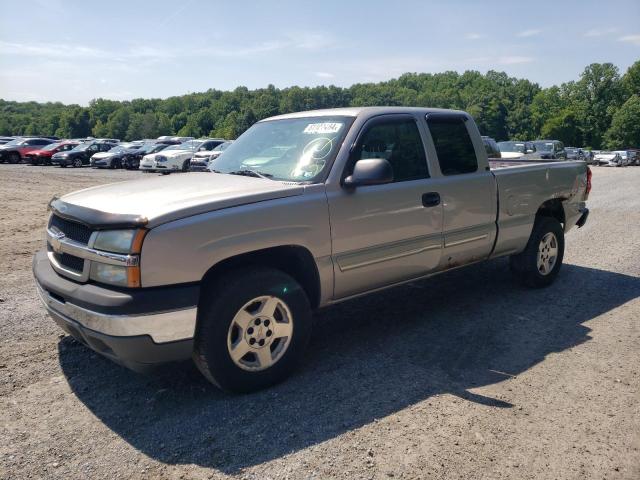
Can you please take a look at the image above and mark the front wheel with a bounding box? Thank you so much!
[9,152,20,164]
[193,267,312,393]
[510,217,564,288]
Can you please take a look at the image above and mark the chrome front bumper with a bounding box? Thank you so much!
[33,250,199,347]
[35,282,197,343]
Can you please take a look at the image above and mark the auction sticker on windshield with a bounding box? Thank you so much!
[303,123,343,134]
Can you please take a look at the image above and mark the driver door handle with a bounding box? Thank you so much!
[422,192,440,207]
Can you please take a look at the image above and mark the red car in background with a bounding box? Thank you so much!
[25,141,80,165]
[0,137,55,163]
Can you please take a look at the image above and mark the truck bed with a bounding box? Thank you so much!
[489,158,586,170]
[488,158,589,258]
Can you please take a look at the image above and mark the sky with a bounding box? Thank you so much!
[0,0,639,105]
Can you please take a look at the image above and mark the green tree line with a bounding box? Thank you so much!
[1,61,638,149]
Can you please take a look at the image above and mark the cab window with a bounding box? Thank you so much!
[351,119,428,182]
[427,115,478,175]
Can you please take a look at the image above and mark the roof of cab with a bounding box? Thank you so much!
[262,106,469,121]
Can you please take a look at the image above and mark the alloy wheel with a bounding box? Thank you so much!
[226,295,294,371]
[537,232,558,275]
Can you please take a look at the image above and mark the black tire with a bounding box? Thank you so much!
[510,217,564,288]
[72,158,83,168]
[9,152,20,164]
[193,267,312,393]
[182,159,191,172]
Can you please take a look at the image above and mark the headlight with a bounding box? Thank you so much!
[90,229,146,287]
[93,229,138,253]
[90,263,128,286]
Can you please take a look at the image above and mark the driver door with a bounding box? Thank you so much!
[326,115,443,299]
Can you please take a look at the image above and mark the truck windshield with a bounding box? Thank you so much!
[210,116,353,182]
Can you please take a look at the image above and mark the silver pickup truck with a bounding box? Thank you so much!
[33,107,591,392]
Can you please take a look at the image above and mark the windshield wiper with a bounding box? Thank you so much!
[228,169,273,179]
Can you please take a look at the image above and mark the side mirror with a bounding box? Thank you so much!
[343,158,393,188]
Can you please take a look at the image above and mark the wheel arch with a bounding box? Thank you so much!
[198,245,322,313]
[535,198,566,227]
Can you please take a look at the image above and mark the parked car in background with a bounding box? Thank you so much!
[481,136,501,159]
[156,135,194,143]
[51,141,114,168]
[531,140,567,160]
[581,149,595,164]
[594,151,622,167]
[0,136,15,145]
[497,141,536,159]
[139,138,223,173]
[0,137,55,163]
[24,141,80,165]
[613,151,632,167]
[90,143,143,169]
[190,140,232,171]
[123,142,171,170]
[565,147,586,161]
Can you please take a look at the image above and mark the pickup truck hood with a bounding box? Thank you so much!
[57,173,305,227]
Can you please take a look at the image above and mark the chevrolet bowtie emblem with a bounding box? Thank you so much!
[51,230,65,253]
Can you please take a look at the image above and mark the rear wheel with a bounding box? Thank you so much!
[9,152,20,164]
[72,158,83,168]
[510,217,564,288]
[193,267,312,393]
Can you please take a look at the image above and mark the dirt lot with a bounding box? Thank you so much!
[0,164,638,480]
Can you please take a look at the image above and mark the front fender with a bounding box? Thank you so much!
[140,187,332,290]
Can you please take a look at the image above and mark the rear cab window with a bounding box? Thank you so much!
[426,114,478,175]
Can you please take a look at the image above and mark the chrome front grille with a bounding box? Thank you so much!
[53,251,85,273]
[45,215,139,284]
[49,214,92,244]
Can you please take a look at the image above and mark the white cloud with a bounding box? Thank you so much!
[497,56,534,65]
[517,29,542,38]
[0,32,333,65]
[465,33,486,40]
[584,27,618,37]
[618,34,640,46]
[466,55,534,65]
[292,32,334,50]
[314,72,335,79]
[0,41,106,59]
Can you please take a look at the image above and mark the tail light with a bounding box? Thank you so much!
[585,167,592,198]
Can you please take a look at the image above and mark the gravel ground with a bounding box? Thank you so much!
[0,164,639,480]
